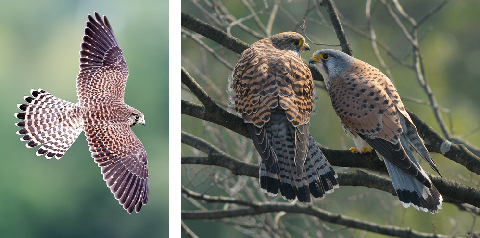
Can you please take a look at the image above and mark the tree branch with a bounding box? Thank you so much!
[182,187,449,238]
[181,131,480,207]
[408,109,480,175]
[181,220,199,238]
[319,0,353,55]
[181,12,249,55]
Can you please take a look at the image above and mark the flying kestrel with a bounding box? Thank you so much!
[310,49,442,213]
[14,13,148,213]
[228,32,338,202]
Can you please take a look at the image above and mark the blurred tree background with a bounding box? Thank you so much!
[0,0,168,237]
[181,0,480,237]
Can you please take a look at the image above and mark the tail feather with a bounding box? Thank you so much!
[305,135,339,198]
[15,89,83,159]
[271,124,297,200]
[403,118,441,176]
[248,111,337,202]
[384,157,442,213]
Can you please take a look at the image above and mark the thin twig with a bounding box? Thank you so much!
[182,29,234,70]
[366,0,392,79]
[265,3,278,37]
[181,221,199,238]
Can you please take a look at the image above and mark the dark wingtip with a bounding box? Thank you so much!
[87,14,95,24]
[103,15,111,29]
[94,12,102,23]
[135,202,142,213]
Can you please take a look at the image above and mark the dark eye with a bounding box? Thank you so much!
[320,53,330,60]
[134,114,139,120]
[293,39,302,47]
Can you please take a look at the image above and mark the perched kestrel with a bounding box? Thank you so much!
[14,13,148,213]
[310,49,442,213]
[228,32,338,202]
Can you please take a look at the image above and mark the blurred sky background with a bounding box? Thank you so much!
[1,0,168,237]
[182,0,480,237]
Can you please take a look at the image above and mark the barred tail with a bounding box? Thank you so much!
[305,135,339,198]
[15,89,83,159]
[384,159,442,213]
[250,112,339,203]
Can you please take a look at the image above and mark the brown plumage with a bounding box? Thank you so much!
[229,32,338,202]
[310,49,442,213]
[14,12,148,213]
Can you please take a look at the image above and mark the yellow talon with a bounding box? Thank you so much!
[362,148,373,153]
[349,147,360,153]
[349,147,372,153]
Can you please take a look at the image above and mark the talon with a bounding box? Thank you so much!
[362,148,373,153]
[349,147,360,153]
[349,147,372,153]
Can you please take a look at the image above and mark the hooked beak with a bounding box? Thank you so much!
[303,44,310,51]
[141,120,146,126]
[309,57,318,65]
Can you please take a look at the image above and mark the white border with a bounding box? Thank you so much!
[169,0,180,237]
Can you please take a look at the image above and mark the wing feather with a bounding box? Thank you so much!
[77,12,129,103]
[86,123,148,213]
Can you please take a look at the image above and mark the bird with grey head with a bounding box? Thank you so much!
[309,49,443,213]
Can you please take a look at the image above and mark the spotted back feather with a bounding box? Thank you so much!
[231,33,314,127]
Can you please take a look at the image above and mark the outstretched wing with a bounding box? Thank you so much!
[77,12,129,104]
[85,123,149,213]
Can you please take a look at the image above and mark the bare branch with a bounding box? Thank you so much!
[366,0,392,79]
[417,0,451,27]
[181,191,450,238]
[241,0,268,35]
[379,0,451,139]
[181,130,480,207]
[408,109,480,175]
[319,0,353,55]
[182,12,249,55]
[181,220,199,238]
[265,3,278,37]
[182,29,234,71]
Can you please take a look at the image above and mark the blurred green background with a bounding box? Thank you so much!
[1,0,168,237]
[182,0,480,237]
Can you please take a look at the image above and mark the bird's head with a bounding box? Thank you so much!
[129,109,145,127]
[309,49,354,86]
[269,32,310,57]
